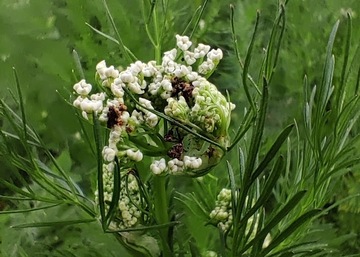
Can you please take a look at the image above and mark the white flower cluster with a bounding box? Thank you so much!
[95,164,143,229]
[150,155,203,175]
[72,34,235,177]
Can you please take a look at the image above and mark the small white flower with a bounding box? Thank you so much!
[168,158,184,174]
[126,149,143,162]
[162,58,177,74]
[109,128,122,148]
[176,35,192,51]
[129,110,144,125]
[129,61,145,75]
[161,79,173,92]
[163,48,177,60]
[127,81,144,94]
[96,60,107,80]
[198,60,215,74]
[120,70,135,83]
[81,111,88,120]
[142,61,158,77]
[184,155,202,169]
[160,90,171,99]
[148,82,160,95]
[139,97,154,109]
[186,71,199,81]
[105,65,119,78]
[194,43,211,59]
[207,48,223,62]
[111,83,125,98]
[174,65,192,77]
[150,158,167,175]
[184,51,196,65]
[102,146,116,162]
[145,112,158,127]
[73,96,84,108]
[90,92,106,101]
[73,79,92,96]
[79,97,103,113]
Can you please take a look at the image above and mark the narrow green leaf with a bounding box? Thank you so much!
[189,0,209,39]
[102,0,136,63]
[0,203,61,214]
[238,156,285,252]
[13,68,28,144]
[336,13,352,111]
[264,4,286,82]
[251,124,294,183]
[243,11,261,110]
[226,161,237,217]
[105,157,121,227]
[260,209,321,256]
[228,108,255,151]
[246,78,269,175]
[11,218,96,228]
[230,5,260,95]
[181,6,201,36]
[86,22,119,45]
[72,49,85,80]
[105,221,180,233]
[0,180,33,198]
[240,191,307,255]
[93,113,106,229]
[267,241,323,257]
[316,21,339,123]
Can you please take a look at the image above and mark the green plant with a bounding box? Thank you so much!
[1,1,360,257]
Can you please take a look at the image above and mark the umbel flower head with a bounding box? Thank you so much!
[72,34,235,178]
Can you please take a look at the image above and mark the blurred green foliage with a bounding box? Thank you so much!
[1,0,360,255]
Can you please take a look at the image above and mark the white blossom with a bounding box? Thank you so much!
[73,79,92,96]
[174,65,192,77]
[168,158,184,174]
[184,156,202,169]
[129,61,145,75]
[102,146,116,162]
[96,60,107,80]
[184,50,196,65]
[120,70,135,83]
[207,48,223,63]
[161,79,173,92]
[176,35,192,51]
[150,158,167,175]
[127,80,144,94]
[105,65,119,78]
[126,149,143,162]
[198,60,215,74]
[194,43,211,59]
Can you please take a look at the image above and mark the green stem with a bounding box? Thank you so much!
[153,175,172,256]
[153,7,161,63]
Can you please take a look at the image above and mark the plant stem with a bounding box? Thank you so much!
[153,175,172,256]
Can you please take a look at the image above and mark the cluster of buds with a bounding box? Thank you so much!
[72,34,235,178]
[95,164,144,229]
[209,188,233,231]
[209,189,257,236]
[209,188,272,248]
